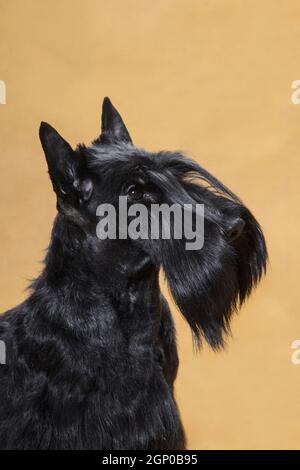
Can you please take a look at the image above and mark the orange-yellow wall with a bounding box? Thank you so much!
[0,0,299,449]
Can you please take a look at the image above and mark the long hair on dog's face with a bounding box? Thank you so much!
[146,154,267,349]
[39,97,268,350]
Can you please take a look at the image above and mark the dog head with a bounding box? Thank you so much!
[39,97,267,349]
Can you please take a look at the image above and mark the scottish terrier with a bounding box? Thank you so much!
[0,98,267,449]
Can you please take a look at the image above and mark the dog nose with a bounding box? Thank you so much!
[226,217,245,241]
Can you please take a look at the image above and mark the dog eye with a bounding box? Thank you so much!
[127,185,144,200]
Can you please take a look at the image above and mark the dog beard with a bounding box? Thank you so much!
[144,161,267,349]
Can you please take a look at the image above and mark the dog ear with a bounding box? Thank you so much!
[99,97,132,144]
[39,122,93,202]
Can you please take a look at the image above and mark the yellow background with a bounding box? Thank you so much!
[0,0,299,449]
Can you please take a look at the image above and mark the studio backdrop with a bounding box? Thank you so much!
[0,0,299,449]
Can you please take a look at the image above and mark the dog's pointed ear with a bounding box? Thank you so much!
[99,97,132,144]
[39,122,93,202]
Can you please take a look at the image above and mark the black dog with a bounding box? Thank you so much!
[0,98,267,449]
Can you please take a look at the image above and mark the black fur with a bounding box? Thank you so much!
[0,98,267,449]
